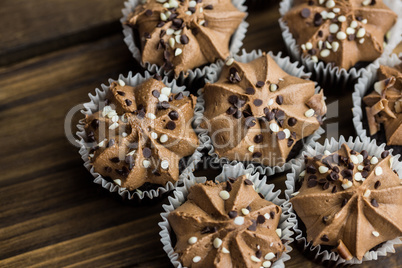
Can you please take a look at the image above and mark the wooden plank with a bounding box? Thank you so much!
[0,0,124,66]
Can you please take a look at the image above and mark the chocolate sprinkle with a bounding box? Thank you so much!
[254,134,263,144]
[245,87,255,95]
[287,138,294,147]
[322,216,329,224]
[145,9,153,16]
[306,165,317,174]
[117,91,125,96]
[320,235,329,242]
[253,99,263,106]
[166,121,176,130]
[107,139,115,148]
[257,215,266,224]
[244,179,253,186]
[277,131,286,140]
[245,117,257,128]
[374,180,381,189]
[201,226,217,234]
[226,106,237,115]
[276,95,284,105]
[152,90,160,98]
[371,199,379,207]
[168,111,179,120]
[256,81,265,88]
[91,119,99,130]
[381,151,389,158]
[301,8,311,18]
[180,34,189,44]
[270,211,275,219]
[226,181,232,192]
[228,211,237,218]
[361,150,368,159]
[142,148,152,158]
[125,99,132,106]
[204,4,213,9]
[256,250,262,259]
[248,220,257,231]
[110,157,120,163]
[307,179,317,188]
[252,152,262,158]
[341,198,348,207]
[175,92,184,100]
[288,117,297,126]
[313,13,323,26]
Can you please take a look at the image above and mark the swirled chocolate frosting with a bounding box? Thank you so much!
[283,0,397,70]
[202,53,326,166]
[363,64,402,145]
[84,77,198,191]
[292,143,402,260]
[126,0,246,76]
[168,175,285,267]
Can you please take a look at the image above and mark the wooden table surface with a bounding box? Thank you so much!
[0,0,401,267]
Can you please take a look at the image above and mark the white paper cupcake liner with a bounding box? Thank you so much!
[76,71,204,200]
[352,53,402,143]
[284,135,402,265]
[121,0,249,85]
[159,162,296,268]
[193,49,325,176]
[279,0,402,86]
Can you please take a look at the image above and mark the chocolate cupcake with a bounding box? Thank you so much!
[279,0,400,85]
[198,51,326,167]
[285,136,402,264]
[122,0,248,80]
[353,54,402,157]
[160,162,296,267]
[76,72,201,199]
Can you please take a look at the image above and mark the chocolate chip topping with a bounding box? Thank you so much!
[257,215,266,224]
[152,90,160,98]
[313,13,323,26]
[145,9,153,16]
[301,8,311,18]
[254,134,263,144]
[244,179,253,185]
[117,91,125,96]
[245,87,255,95]
[288,117,297,126]
[228,211,237,218]
[253,99,263,106]
[91,119,99,130]
[374,180,381,189]
[107,139,115,148]
[371,199,379,207]
[143,147,152,158]
[256,81,265,88]
[125,99,132,106]
[180,34,189,44]
[110,157,120,163]
[276,95,284,105]
[166,121,176,130]
[168,111,179,120]
[381,151,389,158]
[321,234,329,242]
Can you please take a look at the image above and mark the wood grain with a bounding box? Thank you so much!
[0,0,401,267]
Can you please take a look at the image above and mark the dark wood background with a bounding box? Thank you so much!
[0,0,401,267]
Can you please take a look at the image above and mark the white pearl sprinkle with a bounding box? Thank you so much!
[193,256,201,263]
[358,165,364,171]
[175,48,182,56]
[161,160,169,170]
[325,41,332,49]
[251,255,261,263]
[319,0,324,4]
[175,35,181,44]
[188,0,196,8]
[338,15,346,22]
[185,10,192,15]
[126,150,136,156]
[265,252,275,260]
[114,179,122,186]
[166,28,174,35]
[371,157,379,164]
[174,30,181,36]
[359,38,365,44]
[160,134,168,143]
[264,213,271,220]
[319,166,329,174]
[356,28,366,38]
[226,57,234,66]
[222,247,230,253]
[151,132,158,139]
[350,21,358,28]
[363,189,371,198]
[305,108,315,117]
[283,129,291,139]
[332,42,339,53]
[248,145,255,153]
[169,37,175,48]
[158,94,169,102]
[375,167,383,176]
[219,190,230,200]
[147,113,156,120]
[350,155,359,164]
[213,237,223,248]
[122,132,128,138]
[327,12,335,19]
[234,216,244,225]
[199,20,206,26]
[118,79,125,86]
[311,55,319,62]
[362,19,367,24]
[346,27,355,35]
[160,13,167,21]
[276,228,282,237]
[336,31,347,40]
[321,10,328,19]
[357,154,364,164]
[163,2,170,8]
[161,87,171,96]
[354,172,363,181]
[299,170,306,177]
[342,180,353,189]
[326,0,335,8]
[109,122,119,130]
[169,0,178,8]
[188,236,197,244]
[241,208,250,215]
[269,84,278,92]
[143,160,151,168]
[305,42,313,50]
[156,0,166,3]
[324,150,331,156]
[318,40,323,50]
[263,261,272,267]
[372,231,380,237]
[333,8,340,13]
[268,99,274,106]
[320,49,330,58]
[362,0,371,6]
[269,123,280,132]
[111,115,119,123]
[301,44,306,51]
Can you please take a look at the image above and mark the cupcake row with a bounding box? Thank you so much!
[121,0,401,85]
